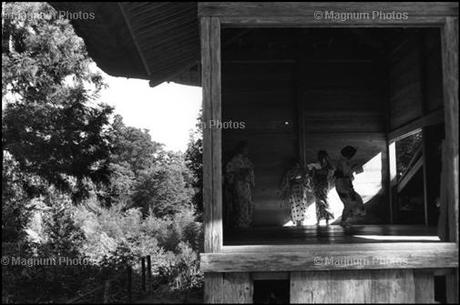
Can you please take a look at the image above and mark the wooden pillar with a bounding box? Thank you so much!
[381,54,395,224]
[147,255,152,293]
[420,32,430,227]
[295,42,306,167]
[201,15,224,304]
[201,16,222,255]
[141,257,146,292]
[441,16,459,304]
[127,265,132,303]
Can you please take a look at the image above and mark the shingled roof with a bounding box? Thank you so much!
[50,2,200,87]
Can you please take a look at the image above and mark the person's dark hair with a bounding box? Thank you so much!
[318,150,328,161]
[341,146,357,159]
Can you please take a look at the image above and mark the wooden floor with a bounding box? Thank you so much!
[223,225,439,245]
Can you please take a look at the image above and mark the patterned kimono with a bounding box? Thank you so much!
[225,154,255,229]
[281,164,311,225]
[311,162,335,223]
[335,158,366,225]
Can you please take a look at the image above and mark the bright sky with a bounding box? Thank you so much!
[98,73,202,152]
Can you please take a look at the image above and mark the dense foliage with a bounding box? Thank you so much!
[2,2,203,303]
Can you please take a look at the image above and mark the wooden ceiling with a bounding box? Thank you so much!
[48,2,439,88]
[50,2,200,87]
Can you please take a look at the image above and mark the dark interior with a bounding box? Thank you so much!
[220,28,444,245]
[253,280,290,304]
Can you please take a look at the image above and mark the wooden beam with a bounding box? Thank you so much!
[388,109,444,142]
[118,3,151,77]
[397,156,423,193]
[221,241,447,253]
[201,16,223,253]
[251,272,289,281]
[398,145,422,180]
[219,17,449,28]
[200,242,458,273]
[199,2,458,18]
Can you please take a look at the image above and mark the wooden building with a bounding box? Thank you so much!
[53,2,458,303]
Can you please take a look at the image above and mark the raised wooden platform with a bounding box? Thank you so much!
[224,225,439,245]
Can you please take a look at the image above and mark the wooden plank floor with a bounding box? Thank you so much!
[223,225,439,245]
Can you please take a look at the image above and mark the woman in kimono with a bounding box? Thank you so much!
[225,141,255,229]
[281,159,311,227]
[335,145,366,228]
[311,150,335,225]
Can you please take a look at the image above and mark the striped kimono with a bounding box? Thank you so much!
[225,154,255,229]
[311,162,335,224]
[281,164,311,225]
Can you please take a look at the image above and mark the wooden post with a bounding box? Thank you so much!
[201,16,222,254]
[441,16,459,304]
[141,257,146,292]
[388,142,398,223]
[147,255,152,293]
[295,45,306,167]
[127,265,132,303]
[103,280,111,304]
[201,14,224,304]
[381,53,395,224]
[420,32,430,227]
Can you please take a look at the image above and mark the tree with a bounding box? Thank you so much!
[106,114,163,207]
[1,152,32,242]
[132,160,194,217]
[2,2,113,201]
[39,192,85,257]
[185,110,203,214]
[109,114,163,175]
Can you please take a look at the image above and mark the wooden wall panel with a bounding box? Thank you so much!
[204,273,224,303]
[290,270,428,303]
[302,61,386,163]
[413,271,435,303]
[423,30,444,113]
[222,58,387,226]
[222,273,253,303]
[222,62,297,227]
[389,30,444,132]
[389,39,424,130]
